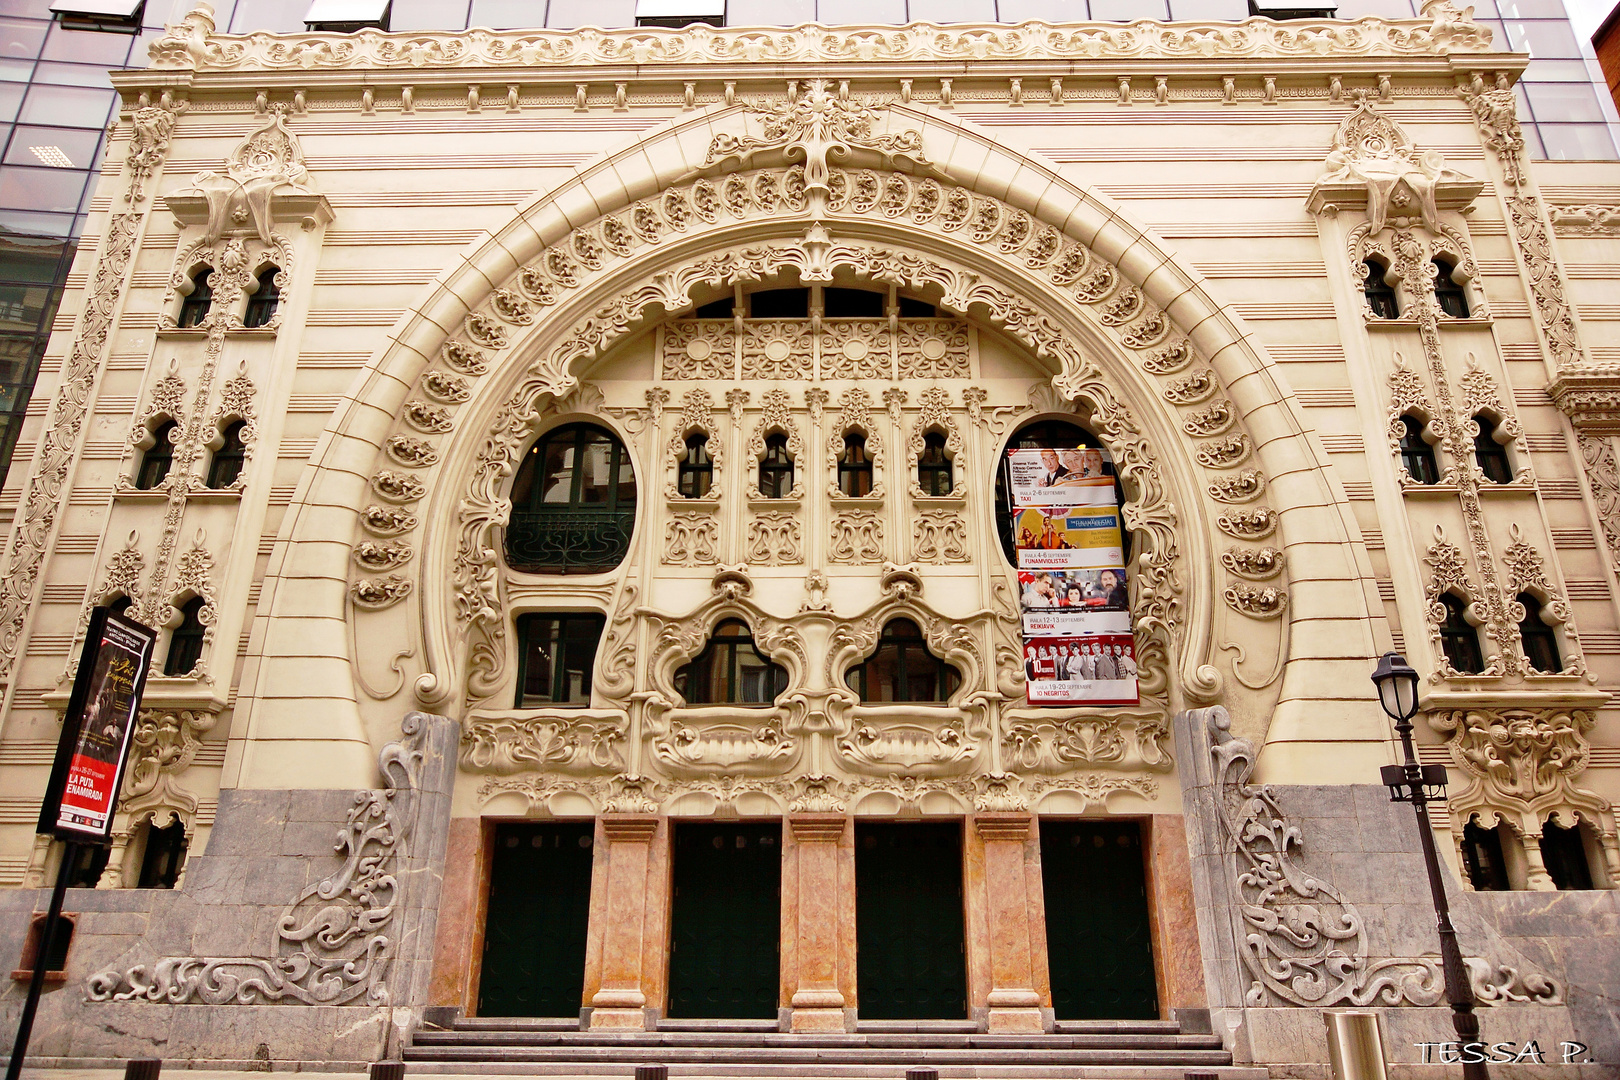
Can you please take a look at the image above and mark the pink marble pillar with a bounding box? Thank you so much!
[584,815,667,1029]
[971,813,1046,1033]
[783,814,853,1031]
[1146,814,1207,1014]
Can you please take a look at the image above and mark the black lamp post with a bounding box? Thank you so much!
[1371,651,1488,1080]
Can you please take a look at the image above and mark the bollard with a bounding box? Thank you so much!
[1324,1011,1389,1080]
[635,1066,668,1080]
[369,1061,406,1080]
[124,1060,162,1080]
[906,1069,939,1080]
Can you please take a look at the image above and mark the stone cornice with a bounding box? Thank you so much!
[139,4,1504,77]
[1548,368,1620,434]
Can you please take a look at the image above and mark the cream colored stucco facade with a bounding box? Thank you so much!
[0,1,1618,1070]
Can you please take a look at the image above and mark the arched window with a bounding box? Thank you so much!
[759,432,794,498]
[244,266,280,328]
[1472,413,1513,483]
[1540,821,1594,890]
[1433,257,1469,318]
[918,431,953,495]
[516,613,605,707]
[1460,820,1510,891]
[164,596,206,677]
[677,432,713,498]
[847,618,960,704]
[675,618,787,705]
[506,423,636,573]
[837,432,873,496]
[136,419,178,490]
[1397,415,1439,485]
[1362,258,1398,319]
[178,268,213,328]
[995,420,1124,567]
[1516,593,1561,674]
[1438,593,1485,675]
[206,420,248,488]
[136,819,187,889]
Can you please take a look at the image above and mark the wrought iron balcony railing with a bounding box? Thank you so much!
[505,506,636,573]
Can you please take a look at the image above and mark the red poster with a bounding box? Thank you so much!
[42,609,156,841]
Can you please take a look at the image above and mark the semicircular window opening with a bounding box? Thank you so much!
[506,423,636,574]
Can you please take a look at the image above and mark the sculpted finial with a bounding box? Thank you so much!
[1310,92,1477,233]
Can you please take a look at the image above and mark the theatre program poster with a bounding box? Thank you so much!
[40,608,157,842]
[1006,444,1139,706]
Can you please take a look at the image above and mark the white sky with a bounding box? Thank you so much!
[1562,0,1616,41]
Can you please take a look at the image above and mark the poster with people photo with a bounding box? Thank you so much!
[1007,439,1138,706]
[1021,634,1140,706]
[1004,447,1116,507]
[1011,507,1125,570]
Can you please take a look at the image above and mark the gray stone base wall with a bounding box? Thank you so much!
[1177,707,1620,1078]
[0,714,454,1070]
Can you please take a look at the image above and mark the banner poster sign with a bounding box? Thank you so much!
[1007,443,1139,706]
[39,607,157,843]
[1021,634,1141,706]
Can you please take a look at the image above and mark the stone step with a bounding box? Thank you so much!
[402,1068,1269,1080]
[401,1046,1235,1066]
[856,1021,978,1034]
[455,1017,582,1031]
[411,1031,1226,1051]
[659,1019,782,1032]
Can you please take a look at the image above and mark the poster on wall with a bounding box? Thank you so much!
[1007,442,1139,706]
[1021,634,1140,706]
[38,607,157,843]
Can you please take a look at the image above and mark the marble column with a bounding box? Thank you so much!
[1145,814,1206,1015]
[585,815,667,1029]
[783,814,854,1031]
[427,817,488,1014]
[972,813,1047,1033]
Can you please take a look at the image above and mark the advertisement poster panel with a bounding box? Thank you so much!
[1006,441,1139,706]
[1020,634,1140,706]
[1012,507,1125,569]
[39,608,157,842]
[1004,447,1116,507]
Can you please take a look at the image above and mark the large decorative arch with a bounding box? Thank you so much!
[236,86,1384,788]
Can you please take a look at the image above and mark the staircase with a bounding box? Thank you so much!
[404,1016,1266,1078]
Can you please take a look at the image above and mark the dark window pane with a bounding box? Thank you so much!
[749,288,809,318]
[1439,594,1485,674]
[136,417,175,489]
[507,423,636,573]
[164,595,206,676]
[1516,593,1561,673]
[675,618,786,705]
[206,420,248,488]
[759,431,793,498]
[1461,821,1510,891]
[1363,259,1398,318]
[136,820,187,889]
[516,613,605,707]
[824,287,884,318]
[1540,822,1593,890]
[1473,414,1513,483]
[898,296,936,317]
[1397,416,1438,484]
[918,431,952,495]
[678,432,712,498]
[64,844,106,889]
[1432,259,1469,318]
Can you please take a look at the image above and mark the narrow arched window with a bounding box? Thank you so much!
[837,432,873,496]
[1461,820,1510,891]
[164,596,206,677]
[1433,257,1469,318]
[136,420,178,490]
[677,432,713,498]
[1397,415,1439,485]
[675,618,788,705]
[136,819,187,889]
[206,420,248,488]
[918,431,953,495]
[506,423,636,573]
[178,269,213,328]
[995,419,1125,567]
[243,266,280,328]
[1516,592,1561,674]
[1438,593,1484,675]
[759,432,794,498]
[1473,413,1513,483]
[847,618,960,704]
[1540,821,1594,890]
[1362,258,1398,319]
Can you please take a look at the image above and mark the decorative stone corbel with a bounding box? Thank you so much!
[1308,93,1482,233]
[163,105,332,243]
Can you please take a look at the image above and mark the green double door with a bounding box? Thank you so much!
[667,821,782,1018]
[855,822,968,1019]
[479,822,595,1017]
[1040,819,1159,1019]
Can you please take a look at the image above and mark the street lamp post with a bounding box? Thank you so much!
[1370,652,1488,1080]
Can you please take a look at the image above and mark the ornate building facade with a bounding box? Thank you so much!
[0,1,1617,1073]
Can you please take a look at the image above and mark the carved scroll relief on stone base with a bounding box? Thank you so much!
[86,714,435,1007]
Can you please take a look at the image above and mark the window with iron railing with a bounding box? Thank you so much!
[506,423,636,573]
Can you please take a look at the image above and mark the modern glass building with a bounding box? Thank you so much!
[0,0,1617,489]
